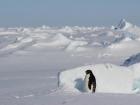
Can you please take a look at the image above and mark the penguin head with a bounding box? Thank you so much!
[85,70,93,75]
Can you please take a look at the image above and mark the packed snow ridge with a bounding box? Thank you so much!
[59,63,140,94]
[58,64,134,94]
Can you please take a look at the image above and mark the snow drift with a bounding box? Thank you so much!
[58,64,133,94]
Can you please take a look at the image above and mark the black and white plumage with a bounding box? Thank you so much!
[84,70,96,93]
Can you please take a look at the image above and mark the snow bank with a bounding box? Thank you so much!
[58,64,133,94]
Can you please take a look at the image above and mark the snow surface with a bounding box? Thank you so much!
[59,64,133,94]
[1,20,140,104]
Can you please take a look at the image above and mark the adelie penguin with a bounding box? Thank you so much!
[84,70,96,93]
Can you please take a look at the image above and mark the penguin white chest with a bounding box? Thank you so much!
[84,74,92,92]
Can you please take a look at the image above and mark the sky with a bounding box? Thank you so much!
[0,0,140,27]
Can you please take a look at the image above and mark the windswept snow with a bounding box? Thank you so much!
[1,20,140,105]
[0,20,140,58]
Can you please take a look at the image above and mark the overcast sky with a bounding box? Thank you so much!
[0,0,140,27]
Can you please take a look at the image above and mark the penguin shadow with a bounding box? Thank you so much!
[74,78,85,92]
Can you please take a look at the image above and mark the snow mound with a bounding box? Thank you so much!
[65,41,88,52]
[58,64,133,94]
[122,53,140,66]
[34,33,71,47]
[115,19,133,30]
[46,33,71,46]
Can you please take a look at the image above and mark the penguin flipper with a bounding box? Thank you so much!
[91,84,96,93]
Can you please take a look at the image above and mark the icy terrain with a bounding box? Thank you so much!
[1,19,140,105]
[59,64,133,94]
[122,53,140,66]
